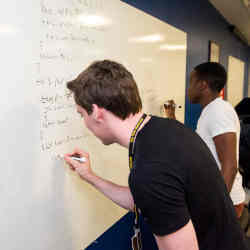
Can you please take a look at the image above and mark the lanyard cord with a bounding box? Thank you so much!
[129,113,147,229]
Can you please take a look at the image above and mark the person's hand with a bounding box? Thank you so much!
[64,148,93,180]
[164,100,176,119]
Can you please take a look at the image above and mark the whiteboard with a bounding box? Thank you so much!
[0,0,186,249]
[227,56,245,106]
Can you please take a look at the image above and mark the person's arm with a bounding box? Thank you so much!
[155,220,199,250]
[213,132,238,192]
[164,100,176,120]
[64,149,134,211]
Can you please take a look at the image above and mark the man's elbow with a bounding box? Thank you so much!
[221,162,238,192]
[230,162,238,179]
[230,166,238,182]
[222,162,238,177]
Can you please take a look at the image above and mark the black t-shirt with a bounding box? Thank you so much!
[128,116,249,250]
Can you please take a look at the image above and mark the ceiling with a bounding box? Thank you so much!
[209,0,250,46]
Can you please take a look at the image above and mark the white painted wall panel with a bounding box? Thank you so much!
[227,56,245,106]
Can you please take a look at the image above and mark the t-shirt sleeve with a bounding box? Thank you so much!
[134,161,190,236]
[206,107,237,138]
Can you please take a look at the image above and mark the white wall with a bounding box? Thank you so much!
[227,56,245,106]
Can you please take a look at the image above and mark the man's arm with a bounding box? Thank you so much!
[164,100,176,120]
[154,220,199,250]
[84,174,134,210]
[213,132,238,192]
[64,149,134,211]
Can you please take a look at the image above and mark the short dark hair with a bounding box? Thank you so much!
[67,60,142,120]
[194,62,227,92]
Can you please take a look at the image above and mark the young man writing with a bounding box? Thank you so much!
[64,60,248,250]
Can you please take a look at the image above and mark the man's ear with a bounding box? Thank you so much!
[199,80,209,91]
[92,104,103,122]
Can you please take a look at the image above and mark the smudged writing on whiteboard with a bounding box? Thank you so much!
[36,76,74,88]
[41,135,84,151]
[37,0,106,152]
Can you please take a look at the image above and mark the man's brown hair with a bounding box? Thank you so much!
[67,60,142,119]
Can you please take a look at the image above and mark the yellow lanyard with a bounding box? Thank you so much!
[129,113,147,228]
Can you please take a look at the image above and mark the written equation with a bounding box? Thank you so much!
[37,0,105,152]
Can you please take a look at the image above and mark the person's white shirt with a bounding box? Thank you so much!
[196,97,245,205]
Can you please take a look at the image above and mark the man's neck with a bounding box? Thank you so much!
[200,93,220,109]
[112,111,150,148]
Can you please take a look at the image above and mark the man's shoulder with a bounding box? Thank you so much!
[207,98,230,111]
[147,115,187,131]
[203,98,237,119]
[198,98,240,137]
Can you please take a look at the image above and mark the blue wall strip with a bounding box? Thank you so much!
[85,212,158,250]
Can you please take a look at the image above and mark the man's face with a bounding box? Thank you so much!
[187,71,202,104]
[76,105,115,146]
